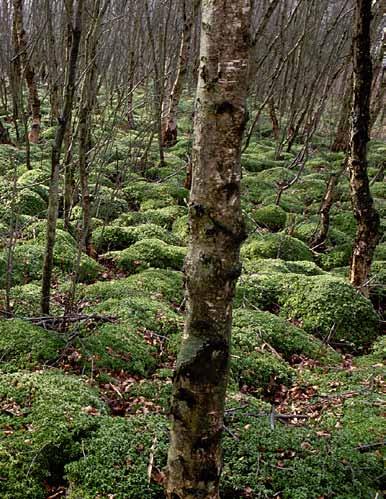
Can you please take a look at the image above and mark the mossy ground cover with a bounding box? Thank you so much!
[0,96,384,498]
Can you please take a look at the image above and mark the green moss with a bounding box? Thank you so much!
[241,176,274,204]
[331,211,357,237]
[319,243,353,270]
[92,223,178,253]
[0,243,44,287]
[292,222,350,247]
[281,274,379,350]
[374,242,386,261]
[252,204,287,232]
[90,186,128,222]
[0,319,64,371]
[106,238,186,273]
[78,268,184,306]
[114,205,186,229]
[84,295,183,337]
[221,399,384,499]
[241,233,314,262]
[78,323,157,375]
[232,308,339,363]
[172,214,189,243]
[284,260,325,276]
[17,169,49,201]
[65,414,169,499]
[230,348,295,393]
[0,370,107,499]
[15,188,47,217]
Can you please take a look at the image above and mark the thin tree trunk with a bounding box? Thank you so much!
[166,1,251,497]
[268,97,280,142]
[13,0,41,144]
[161,0,199,148]
[348,0,380,297]
[41,0,84,315]
[0,119,13,145]
[311,165,344,250]
[331,72,353,152]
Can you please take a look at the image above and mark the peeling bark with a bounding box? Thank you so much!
[166,1,251,498]
[348,0,380,296]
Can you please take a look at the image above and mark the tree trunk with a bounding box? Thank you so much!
[0,119,13,145]
[311,166,344,250]
[166,1,251,498]
[268,97,280,141]
[161,0,199,148]
[348,0,380,297]
[13,0,41,144]
[331,72,353,152]
[41,0,84,315]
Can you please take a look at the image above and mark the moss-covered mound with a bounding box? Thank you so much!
[252,204,287,232]
[92,223,179,253]
[241,233,314,262]
[0,319,64,371]
[78,268,184,306]
[105,238,186,273]
[281,274,379,350]
[232,308,339,363]
[221,394,384,498]
[84,295,182,338]
[236,273,379,350]
[65,414,169,499]
[77,323,157,376]
[0,370,107,499]
[114,206,186,229]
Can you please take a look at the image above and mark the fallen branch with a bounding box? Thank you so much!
[2,313,116,331]
[357,441,386,453]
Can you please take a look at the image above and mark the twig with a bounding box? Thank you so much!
[357,441,386,453]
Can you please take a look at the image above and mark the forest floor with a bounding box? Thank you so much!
[0,99,385,498]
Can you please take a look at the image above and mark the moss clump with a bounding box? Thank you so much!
[91,186,128,222]
[0,370,107,499]
[281,274,379,350]
[292,222,350,247]
[114,205,186,230]
[78,323,157,375]
[319,243,353,270]
[172,214,189,243]
[78,268,184,306]
[242,258,325,277]
[15,188,47,217]
[106,238,186,273]
[92,223,178,253]
[374,242,386,261]
[221,399,384,499]
[84,295,183,337]
[65,414,169,499]
[36,229,103,282]
[241,233,314,262]
[0,243,44,287]
[230,349,295,394]
[235,271,287,310]
[17,169,49,201]
[236,272,378,350]
[0,319,64,371]
[232,308,339,363]
[252,204,287,232]
[331,211,357,237]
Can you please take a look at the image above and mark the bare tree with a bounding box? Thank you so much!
[348,0,380,296]
[41,0,84,315]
